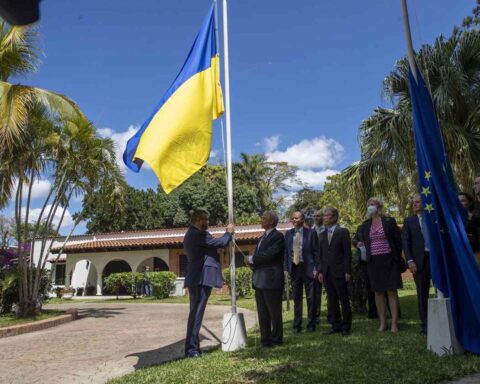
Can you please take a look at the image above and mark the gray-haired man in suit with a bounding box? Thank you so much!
[402,194,431,334]
[248,210,285,347]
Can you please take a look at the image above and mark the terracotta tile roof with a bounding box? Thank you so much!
[50,222,292,256]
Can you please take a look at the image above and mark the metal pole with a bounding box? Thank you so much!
[222,0,236,314]
[400,0,418,82]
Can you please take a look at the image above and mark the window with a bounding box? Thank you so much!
[179,255,188,277]
[55,263,66,285]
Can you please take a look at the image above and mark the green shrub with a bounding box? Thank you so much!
[0,267,50,313]
[148,271,176,299]
[104,272,143,299]
[222,267,252,297]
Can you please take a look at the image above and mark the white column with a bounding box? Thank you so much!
[96,272,103,295]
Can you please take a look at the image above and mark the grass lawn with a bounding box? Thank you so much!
[107,289,480,384]
[0,310,64,328]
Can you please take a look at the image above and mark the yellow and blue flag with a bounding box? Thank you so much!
[123,3,224,193]
[409,62,480,354]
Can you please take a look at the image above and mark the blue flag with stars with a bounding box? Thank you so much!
[409,64,480,354]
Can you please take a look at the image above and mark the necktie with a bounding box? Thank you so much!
[293,230,300,265]
[328,228,333,245]
[419,215,430,251]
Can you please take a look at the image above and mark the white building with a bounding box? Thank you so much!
[41,223,292,296]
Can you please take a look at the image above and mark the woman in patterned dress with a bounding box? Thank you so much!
[354,198,403,333]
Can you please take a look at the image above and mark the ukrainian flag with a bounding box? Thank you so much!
[123,3,224,193]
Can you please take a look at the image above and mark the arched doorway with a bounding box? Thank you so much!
[102,260,132,295]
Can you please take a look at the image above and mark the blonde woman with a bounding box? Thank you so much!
[353,198,402,332]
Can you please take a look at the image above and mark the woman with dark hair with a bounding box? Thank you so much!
[353,198,403,333]
[458,192,480,257]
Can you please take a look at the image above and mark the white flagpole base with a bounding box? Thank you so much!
[427,298,464,355]
[222,312,247,352]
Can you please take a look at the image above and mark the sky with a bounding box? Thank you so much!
[2,0,474,234]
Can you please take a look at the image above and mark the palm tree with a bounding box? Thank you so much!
[234,153,297,213]
[0,20,127,316]
[342,27,480,216]
[0,21,85,150]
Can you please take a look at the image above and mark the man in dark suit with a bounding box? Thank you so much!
[318,207,353,336]
[352,228,377,319]
[312,210,325,324]
[402,193,431,334]
[284,211,319,332]
[248,210,285,347]
[183,208,234,357]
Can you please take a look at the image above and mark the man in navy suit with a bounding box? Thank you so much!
[284,211,319,333]
[248,210,285,347]
[318,207,352,336]
[402,193,431,334]
[183,208,234,357]
[312,210,325,324]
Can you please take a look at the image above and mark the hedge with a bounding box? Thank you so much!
[222,267,252,297]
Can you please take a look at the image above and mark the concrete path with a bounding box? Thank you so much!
[446,373,480,384]
[0,302,256,384]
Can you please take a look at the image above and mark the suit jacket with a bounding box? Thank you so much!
[182,225,232,288]
[252,228,285,290]
[402,215,427,271]
[354,216,402,263]
[318,226,352,278]
[284,227,319,278]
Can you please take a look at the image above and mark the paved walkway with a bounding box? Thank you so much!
[0,302,256,384]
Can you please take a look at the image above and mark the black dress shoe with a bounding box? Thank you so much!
[341,329,351,337]
[185,352,201,358]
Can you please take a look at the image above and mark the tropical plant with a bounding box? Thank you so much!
[0,21,85,150]
[234,153,298,213]
[342,26,480,216]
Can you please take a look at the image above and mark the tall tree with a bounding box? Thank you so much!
[234,153,297,213]
[0,21,85,151]
[342,24,480,216]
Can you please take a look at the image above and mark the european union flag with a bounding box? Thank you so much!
[409,64,480,354]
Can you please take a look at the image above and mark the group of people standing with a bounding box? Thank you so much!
[181,176,480,356]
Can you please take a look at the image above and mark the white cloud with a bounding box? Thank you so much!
[292,169,339,189]
[22,205,74,229]
[15,179,52,199]
[30,179,51,199]
[260,135,280,152]
[98,125,139,171]
[266,136,344,170]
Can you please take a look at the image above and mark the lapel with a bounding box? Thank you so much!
[257,228,274,252]
[413,214,421,231]
[326,225,338,247]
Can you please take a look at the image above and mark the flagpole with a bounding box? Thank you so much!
[400,0,418,82]
[219,0,247,352]
[221,0,237,315]
[401,0,445,299]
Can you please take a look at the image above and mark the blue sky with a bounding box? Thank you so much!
[3,0,473,234]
